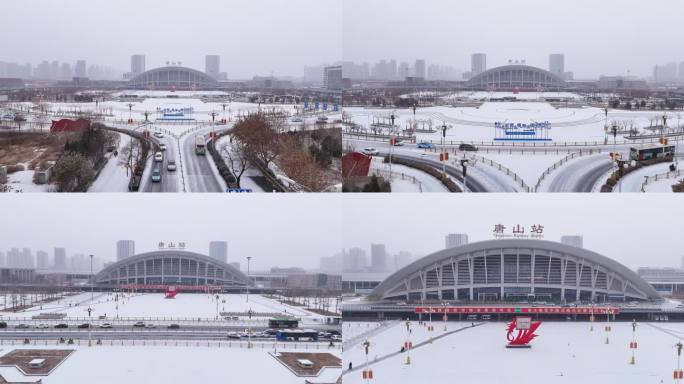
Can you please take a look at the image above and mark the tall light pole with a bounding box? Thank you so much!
[246,256,252,303]
[676,342,684,383]
[388,113,396,178]
[460,159,469,193]
[629,319,637,365]
[404,318,412,365]
[89,254,94,302]
[441,123,448,178]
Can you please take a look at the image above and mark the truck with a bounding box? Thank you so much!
[195,135,206,155]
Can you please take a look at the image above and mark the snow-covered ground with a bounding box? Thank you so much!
[477,152,568,188]
[0,343,341,384]
[1,293,330,324]
[343,320,684,384]
[88,132,130,192]
[616,163,677,193]
[369,157,449,192]
[2,170,52,193]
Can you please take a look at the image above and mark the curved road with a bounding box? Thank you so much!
[546,154,614,192]
[387,153,489,192]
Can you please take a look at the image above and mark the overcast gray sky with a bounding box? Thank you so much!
[0,195,342,271]
[342,194,684,271]
[342,0,684,79]
[0,0,342,79]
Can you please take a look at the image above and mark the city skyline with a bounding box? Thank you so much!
[0,0,342,79]
[342,0,684,79]
[0,195,342,271]
[341,194,684,271]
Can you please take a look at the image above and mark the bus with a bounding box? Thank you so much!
[195,135,206,155]
[275,329,319,342]
[268,317,299,329]
[629,144,675,162]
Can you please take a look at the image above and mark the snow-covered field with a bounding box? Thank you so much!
[0,343,341,384]
[1,293,330,324]
[343,320,684,384]
[617,163,677,193]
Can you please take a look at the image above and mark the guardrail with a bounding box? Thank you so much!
[370,168,425,192]
[534,149,603,191]
[469,155,530,192]
[0,338,342,350]
[641,169,683,192]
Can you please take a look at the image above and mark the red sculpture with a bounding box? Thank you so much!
[506,317,541,348]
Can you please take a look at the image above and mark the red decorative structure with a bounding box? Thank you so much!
[342,152,372,178]
[50,118,91,133]
[164,286,179,299]
[506,316,541,348]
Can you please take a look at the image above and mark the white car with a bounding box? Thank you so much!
[153,132,164,139]
[159,143,167,151]
[145,323,156,328]
[166,159,177,172]
[362,147,380,156]
[36,323,50,329]
[154,151,163,162]
[99,323,113,328]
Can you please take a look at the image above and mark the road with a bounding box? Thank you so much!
[181,127,224,193]
[387,153,489,192]
[546,154,614,192]
[143,132,180,193]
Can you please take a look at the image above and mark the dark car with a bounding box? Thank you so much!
[54,323,69,329]
[459,143,478,152]
[77,323,91,329]
[0,322,7,328]
[167,324,180,329]
[133,321,145,327]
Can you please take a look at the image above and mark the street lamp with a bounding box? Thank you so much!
[460,159,470,193]
[246,256,252,303]
[629,319,637,365]
[89,255,94,302]
[676,342,684,383]
[404,318,412,365]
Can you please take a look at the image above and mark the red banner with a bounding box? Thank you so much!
[414,306,620,315]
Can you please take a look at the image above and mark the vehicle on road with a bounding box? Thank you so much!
[291,116,303,123]
[145,323,156,328]
[227,331,241,339]
[417,142,435,149]
[167,324,180,329]
[331,334,342,341]
[195,135,206,155]
[36,323,50,329]
[629,144,675,162]
[166,159,177,172]
[154,151,163,162]
[133,321,145,328]
[15,323,30,329]
[276,329,319,342]
[268,318,299,329]
[392,140,404,146]
[151,169,162,183]
[316,116,329,124]
[77,323,91,329]
[0,322,6,328]
[54,323,68,329]
[153,132,164,139]
[159,143,167,151]
[459,143,478,152]
[362,147,380,156]
[99,323,113,328]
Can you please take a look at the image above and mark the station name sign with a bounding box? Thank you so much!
[414,307,619,315]
[494,121,552,130]
[493,224,545,239]
[158,241,186,250]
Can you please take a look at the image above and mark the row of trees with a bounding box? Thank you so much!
[52,127,115,192]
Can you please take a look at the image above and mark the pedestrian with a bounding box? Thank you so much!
[348,362,353,370]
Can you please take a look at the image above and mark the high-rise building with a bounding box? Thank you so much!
[398,62,410,79]
[560,235,584,249]
[116,240,135,261]
[54,248,67,270]
[549,54,565,78]
[394,251,413,271]
[0,251,4,267]
[414,59,426,79]
[370,244,388,272]
[320,253,343,273]
[74,60,87,78]
[471,53,487,75]
[7,248,20,268]
[679,61,684,81]
[209,241,228,263]
[343,248,367,272]
[445,233,469,249]
[653,63,678,83]
[36,250,49,269]
[21,248,34,268]
[205,55,220,79]
[324,65,343,90]
[131,54,146,75]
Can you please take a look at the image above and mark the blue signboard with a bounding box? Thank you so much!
[304,101,309,109]
[494,121,552,142]
[315,102,320,110]
[323,103,328,111]
[333,104,339,112]
[227,188,253,193]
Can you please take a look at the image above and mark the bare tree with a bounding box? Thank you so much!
[221,137,250,188]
